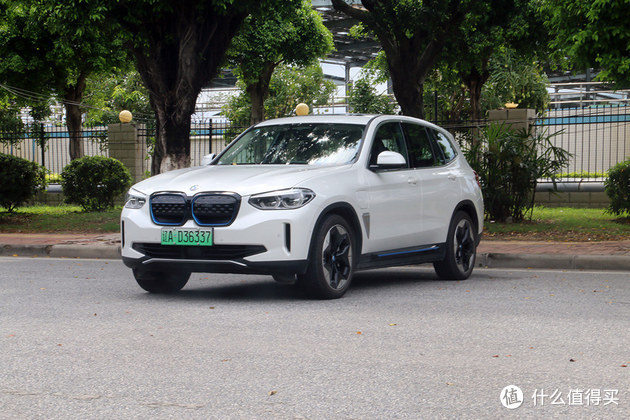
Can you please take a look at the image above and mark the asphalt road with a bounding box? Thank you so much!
[1,257,629,419]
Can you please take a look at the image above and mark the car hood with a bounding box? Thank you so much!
[131,164,351,196]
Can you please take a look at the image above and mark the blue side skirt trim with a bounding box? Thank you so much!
[358,243,446,270]
[377,245,440,258]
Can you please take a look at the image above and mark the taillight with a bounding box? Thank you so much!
[473,170,482,189]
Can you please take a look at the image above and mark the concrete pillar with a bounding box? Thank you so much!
[108,123,146,183]
[488,108,536,132]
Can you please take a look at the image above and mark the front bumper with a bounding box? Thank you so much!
[121,197,316,276]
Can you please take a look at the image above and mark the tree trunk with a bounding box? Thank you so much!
[461,63,490,147]
[151,105,193,173]
[126,5,248,174]
[64,74,87,160]
[331,0,464,120]
[246,62,277,126]
[388,61,425,118]
[384,41,443,119]
[461,63,490,122]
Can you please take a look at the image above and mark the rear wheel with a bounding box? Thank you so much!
[298,215,355,299]
[133,267,190,293]
[434,211,477,280]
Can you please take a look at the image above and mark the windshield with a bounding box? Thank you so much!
[217,123,364,165]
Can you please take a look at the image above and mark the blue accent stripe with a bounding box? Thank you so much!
[377,246,438,258]
[535,114,630,126]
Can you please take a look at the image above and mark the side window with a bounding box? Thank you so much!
[403,123,437,168]
[369,122,408,167]
[433,130,457,164]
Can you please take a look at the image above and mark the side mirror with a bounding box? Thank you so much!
[373,151,407,170]
[201,153,216,166]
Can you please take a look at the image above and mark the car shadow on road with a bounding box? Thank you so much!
[137,266,489,302]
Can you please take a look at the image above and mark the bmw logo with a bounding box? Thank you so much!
[190,185,199,191]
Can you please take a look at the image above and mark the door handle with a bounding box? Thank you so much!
[448,174,457,181]
[408,177,418,185]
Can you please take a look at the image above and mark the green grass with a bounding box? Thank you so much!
[46,173,62,183]
[556,171,607,179]
[485,206,630,241]
[1,204,629,241]
[0,205,121,233]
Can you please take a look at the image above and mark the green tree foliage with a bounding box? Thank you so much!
[83,69,152,126]
[102,0,292,174]
[348,72,397,114]
[0,90,23,131]
[223,63,335,124]
[0,0,128,159]
[543,0,630,86]
[61,156,132,212]
[444,0,549,120]
[481,49,550,115]
[422,63,468,121]
[335,1,550,121]
[0,153,46,212]
[228,0,333,124]
[332,0,471,118]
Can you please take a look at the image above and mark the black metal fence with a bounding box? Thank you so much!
[2,108,627,182]
[534,105,629,181]
[137,119,250,173]
[0,119,250,176]
[0,123,108,175]
[437,104,629,183]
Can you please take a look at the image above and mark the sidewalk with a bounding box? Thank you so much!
[1,232,629,271]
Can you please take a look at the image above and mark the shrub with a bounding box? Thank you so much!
[465,123,570,222]
[604,160,630,216]
[61,156,132,211]
[0,154,47,212]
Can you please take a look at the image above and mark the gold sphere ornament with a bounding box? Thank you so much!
[295,103,309,116]
[119,110,133,123]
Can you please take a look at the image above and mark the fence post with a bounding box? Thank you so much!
[488,108,536,131]
[108,123,146,183]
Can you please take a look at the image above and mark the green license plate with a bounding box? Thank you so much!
[161,228,213,246]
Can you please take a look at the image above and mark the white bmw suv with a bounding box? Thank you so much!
[121,115,483,299]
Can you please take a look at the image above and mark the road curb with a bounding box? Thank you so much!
[477,253,630,271]
[1,244,121,260]
[1,244,52,257]
[49,245,121,260]
[2,244,629,271]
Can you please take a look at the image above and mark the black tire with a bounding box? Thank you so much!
[434,211,477,280]
[297,215,355,299]
[133,267,190,293]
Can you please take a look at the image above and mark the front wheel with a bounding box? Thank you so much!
[133,267,190,293]
[434,211,477,280]
[297,215,355,299]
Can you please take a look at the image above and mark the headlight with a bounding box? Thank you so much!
[248,188,315,210]
[124,189,147,209]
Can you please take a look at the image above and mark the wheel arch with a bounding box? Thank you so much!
[453,200,481,239]
[309,202,363,260]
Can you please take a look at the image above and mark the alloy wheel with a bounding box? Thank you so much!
[321,224,353,290]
